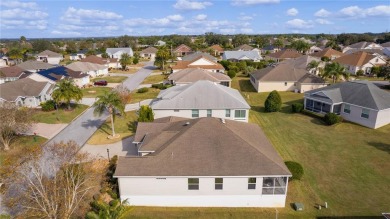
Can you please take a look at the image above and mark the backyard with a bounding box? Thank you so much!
[31,104,89,124]
[125,76,390,218]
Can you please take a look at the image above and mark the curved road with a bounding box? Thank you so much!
[45,61,155,147]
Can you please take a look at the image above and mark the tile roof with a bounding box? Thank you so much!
[173,44,192,52]
[17,60,54,71]
[0,66,30,78]
[222,51,262,61]
[151,80,250,110]
[140,46,158,54]
[311,47,344,59]
[168,68,231,84]
[266,49,302,59]
[305,81,390,110]
[333,51,377,67]
[0,78,51,101]
[36,50,62,57]
[171,56,224,70]
[114,117,291,177]
[251,55,325,83]
[209,44,224,52]
[37,66,88,81]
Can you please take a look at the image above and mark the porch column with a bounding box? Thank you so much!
[330,104,334,113]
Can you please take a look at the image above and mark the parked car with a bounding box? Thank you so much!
[94,80,107,86]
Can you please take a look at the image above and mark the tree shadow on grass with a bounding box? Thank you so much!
[98,123,111,135]
[367,142,390,154]
[238,79,257,92]
[127,121,138,133]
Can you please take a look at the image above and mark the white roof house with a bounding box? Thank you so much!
[222,51,262,62]
[66,61,108,78]
[36,50,63,65]
[150,80,250,122]
[106,48,134,59]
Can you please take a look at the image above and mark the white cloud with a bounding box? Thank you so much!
[338,6,364,18]
[0,0,37,9]
[285,19,314,29]
[287,8,298,16]
[0,8,48,19]
[314,9,331,17]
[51,30,82,36]
[239,15,253,21]
[173,0,212,10]
[315,18,333,25]
[365,5,390,16]
[232,0,280,6]
[195,14,207,20]
[61,7,122,22]
[167,14,184,21]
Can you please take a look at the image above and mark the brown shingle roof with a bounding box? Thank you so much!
[311,47,343,59]
[173,44,192,52]
[234,44,254,51]
[37,50,62,57]
[209,44,224,52]
[333,51,377,67]
[0,78,50,101]
[0,66,29,78]
[81,55,117,65]
[115,117,291,177]
[171,56,224,70]
[168,68,230,84]
[267,49,302,59]
[141,46,158,54]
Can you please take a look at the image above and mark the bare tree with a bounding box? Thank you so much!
[2,141,104,218]
[0,102,32,150]
[113,84,132,104]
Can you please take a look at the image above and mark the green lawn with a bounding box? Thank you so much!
[352,76,385,81]
[129,88,160,104]
[82,87,112,98]
[109,69,137,74]
[91,76,127,83]
[125,76,390,218]
[31,104,89,124]
[141,74,167,84]
[87,111,137,145]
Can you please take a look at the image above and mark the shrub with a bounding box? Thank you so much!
[264,90,282,112]
[356,69,364,77]
[323,112,343,125]
[133,57,139,65]
[151,83,169,90]
[227,70,236,79]
[40,100,56,111]
[137,87,149,93]
[291,103,303,113]
[285,161,304,181]
[138,105,154,122]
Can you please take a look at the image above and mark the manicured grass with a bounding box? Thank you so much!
[129,88,160,104]
[141,74,167,84]
[0,135,47,167]
[352,76,385,81]
[82,87,112,98]
[87,111,137,145]
[31,104,89,124]
[109,69,137,74]
[91,76,127,83]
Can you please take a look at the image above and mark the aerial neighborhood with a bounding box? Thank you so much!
[0,1,389,218]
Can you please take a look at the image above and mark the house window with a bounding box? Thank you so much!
[376,58,379,62]
[361,109,370,119]
[192,109,199,118]
[215,178,223,190]
[174,109,180,112]
[262,177,287,195]
[225,109,231,117]
[188,178,199,190]
[234,110,246,119]
[248,178,256,190]
[343,104,351,114]
[207,109,212,117]
[284,82,287,86]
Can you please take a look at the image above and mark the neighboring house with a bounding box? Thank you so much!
[155,40,166,47]
[333,51,387,75]
[344,48,389,60]
[32,66,90,87]
[106,48,134,59]
[81,55,120,69]
[0,78,54,107]
[140,46,158,60]
[0,66,32,84]
[234,44,255,51]
[250,55,327,93]
[36,50,63,65]
[311,47,344,60]
[265,49,302,62]
[168,68,231,87]
[222,51,262,62]
[69,49,88,61]
[66,62,108,78]
[262,45,280,54]
[0,59,6,67]
[208,44,224,56]
[342,41,383,53]
[304,81,390,129]
[114,117,291,207]
[17,60,54,73]
[150,80,250,122]
[171,56,225,73]
[308,45,323,54]
[181,52,218,62]
[173,44,192,57]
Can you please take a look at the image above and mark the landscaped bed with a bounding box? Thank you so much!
[87,111,137,145]
[31,104,89,124]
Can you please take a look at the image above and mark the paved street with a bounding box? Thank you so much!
[122,61,155,91]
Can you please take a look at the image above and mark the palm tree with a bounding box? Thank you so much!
[119,53,132,70]
[155,46,170,70]
[323,62,350,83]
[93,91,125,138]
[306,60,321,75]
[52,79,83,110]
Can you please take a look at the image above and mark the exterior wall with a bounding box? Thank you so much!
[299,83,328,93]
[117,176,288,207]
[109,62,120,69]
[256,81,297,93]
[340,104,379,129]
[189,58,214,66]
[375,109,390,129]
[47,57,62,65]
[153,109,249,123]
[73,76,90,87]
[97,68,109,77]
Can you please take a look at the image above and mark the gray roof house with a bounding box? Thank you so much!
[106,47,134,59]
[222,51,262,62]
[114,117,291,207]
[250,55,328,93]
[181,52,217,62]
[17,60,54,73]
[168,68,231,87]
[150,80,250,122]
[304,81,390,129]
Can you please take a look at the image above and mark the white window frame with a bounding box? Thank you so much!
[361,108,369,119]
[215,178,223,190]
[207,109,212,117]
[235,110,246,119]
[248,178,256,190]
[343,104,351,114]
[188,178,199,190]
[225,109,231,117]
[191,109,199,118]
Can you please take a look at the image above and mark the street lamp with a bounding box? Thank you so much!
[107,149,110,161]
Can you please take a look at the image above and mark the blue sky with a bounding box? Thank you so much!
[1,0,390,38]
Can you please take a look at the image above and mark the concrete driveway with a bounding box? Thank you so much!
[27,123,68,139]
[80,137,138,158]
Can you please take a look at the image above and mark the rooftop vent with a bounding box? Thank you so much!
[220,118,226,124]
[184,122,190,126]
